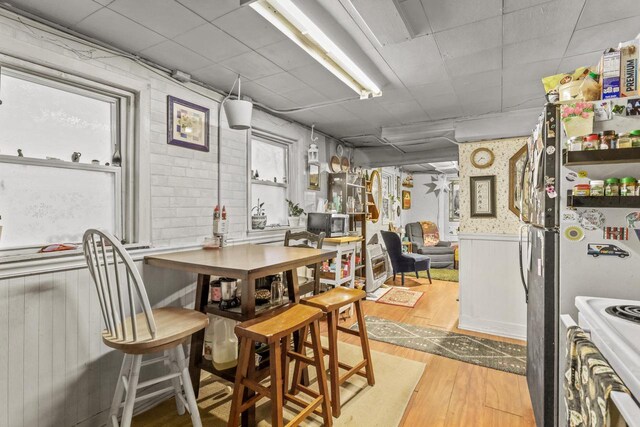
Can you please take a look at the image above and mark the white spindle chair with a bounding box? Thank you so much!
[82,229,208,427]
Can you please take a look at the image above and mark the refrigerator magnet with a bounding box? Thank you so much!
[578,209,605,231]
[562,210,579,223]
[564,226,584,241]
[625,212,640,228]
[587,243,630,258]
[603,226,629,240]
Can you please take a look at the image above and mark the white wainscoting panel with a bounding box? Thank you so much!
[458,233,527,341]
[0,258,197,427]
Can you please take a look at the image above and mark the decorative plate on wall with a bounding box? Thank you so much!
[340,156,350,172]
[330,155,341,173]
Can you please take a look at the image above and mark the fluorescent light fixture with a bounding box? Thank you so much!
[249,0,381,99]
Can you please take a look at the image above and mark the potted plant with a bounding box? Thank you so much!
[286,199,305,227]
[251,199,267,230]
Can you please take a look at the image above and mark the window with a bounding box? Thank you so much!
[0,68,132,251]
[249,135,290,228]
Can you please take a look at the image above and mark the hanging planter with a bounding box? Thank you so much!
[223,76,253,130]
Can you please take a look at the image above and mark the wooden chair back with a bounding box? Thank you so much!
[284,230,325,295]
[82,229,156,341]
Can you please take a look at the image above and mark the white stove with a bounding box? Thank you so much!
[573,296,640,426]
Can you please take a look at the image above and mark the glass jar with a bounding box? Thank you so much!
[582,134,599,150]
[620,177,637,196]
[568,136,583,151]
[605,178,620,196]
[630,130,640,148]
[618,133,633,149]
[590,180,605,196]
[600,130,617,150]
[573,184,591,196]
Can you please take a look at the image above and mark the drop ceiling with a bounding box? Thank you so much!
[5,0,640,171]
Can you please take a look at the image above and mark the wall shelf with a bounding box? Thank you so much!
[563,148,640,178]
[566,191,640,208]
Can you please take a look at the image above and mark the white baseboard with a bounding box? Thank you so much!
[459,314,527,341]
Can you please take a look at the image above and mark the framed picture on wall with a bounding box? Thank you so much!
[167,96,210,152]
[402,190,411,209]
[470,175,496,218]
[396,176,401,198]
[448,180,460,221]
[308,163,320,190]
[508,144,528,221]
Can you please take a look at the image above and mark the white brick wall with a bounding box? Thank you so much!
[0,11,334,247]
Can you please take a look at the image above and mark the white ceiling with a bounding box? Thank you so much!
[5,0,640,170]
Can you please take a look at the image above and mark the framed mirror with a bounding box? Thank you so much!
[368,169,381,223]
[509,144,529,221]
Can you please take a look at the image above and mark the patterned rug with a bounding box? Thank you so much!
[352,316,526,375]
[376,287,424,308]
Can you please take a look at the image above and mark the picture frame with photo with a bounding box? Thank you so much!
[307,163,320,190]
[470,175,496,218]
[448,180,460,221]
[167,96,210,152]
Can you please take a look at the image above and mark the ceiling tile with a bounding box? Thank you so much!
[371,86,413,104]
[566,15,640,57]
[503,32,573,68]
[409,79,457,103]
[420,96,463,120]
[503,0,584,45]
[255,39,318,71]
[383,100,430,124]
[219,51,282,80]
[451,70,501,97]
[212,6,286,49]
[503,0,549,13]
[9,0,102,27]
[557,50,602,74]
[75,7,165,52]
[577,0,640,29]
[434,16,502,59]
[289,63,357,100]
[139,39,212,72]
[108,0,205,38]
[379,35,447,86]
[445,47,502,77]
[239,82,298,109]
[281,86,328,107]
[173,23,250,62]
[190,63,239,92]
[252,72,308,94]
[460,88,502,114]
[176,0,238,21]
[421,0,502,33]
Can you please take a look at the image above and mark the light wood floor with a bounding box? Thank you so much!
[338,276,536,427]
[139,275,536,426]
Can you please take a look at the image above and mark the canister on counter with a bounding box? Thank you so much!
[605,178,620,196]
[573,184,591,196]
[582,134,599,150]
[600,130,617,149]
[590,180,605,196]
[620,177,637,196]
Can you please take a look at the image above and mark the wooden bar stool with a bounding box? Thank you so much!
[228,304,332,427]
[82,229,208,427]
[293,287,375,417]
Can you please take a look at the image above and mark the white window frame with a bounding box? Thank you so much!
[0,65,137,255]
[247,129,293,232]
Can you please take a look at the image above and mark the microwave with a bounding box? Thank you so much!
[307,213,349,237]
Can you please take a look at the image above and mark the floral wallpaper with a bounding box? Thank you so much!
[459,137,528,235]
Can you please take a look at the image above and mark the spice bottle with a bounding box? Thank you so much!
[621,177,637,196]
[600,130,617,150]
[605,178,620,196]
[582,134,599,150]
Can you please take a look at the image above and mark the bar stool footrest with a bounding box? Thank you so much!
[338,359,367,386]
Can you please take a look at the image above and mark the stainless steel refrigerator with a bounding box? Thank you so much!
[519,103,560,427]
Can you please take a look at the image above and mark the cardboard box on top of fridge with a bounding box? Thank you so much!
[618,39,639,97]
[601,49,621,99]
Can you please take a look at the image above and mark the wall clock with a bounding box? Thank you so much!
[470,147,495,169]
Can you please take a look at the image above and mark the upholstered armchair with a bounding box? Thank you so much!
[405,222,455,269]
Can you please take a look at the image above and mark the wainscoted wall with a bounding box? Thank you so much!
[459,137,527,235]
[458,233,527,340]
[458,137,528,339]
[0,251,197,427]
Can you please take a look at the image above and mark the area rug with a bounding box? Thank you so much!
[376,287,424,308]
[134,339,426,426]
[420,268,459,282]
[351,316,526,375]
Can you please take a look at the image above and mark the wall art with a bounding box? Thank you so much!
[470,175,496,218]
[402,190,411,210]
[167,96,210,152]
[449,180,460,221]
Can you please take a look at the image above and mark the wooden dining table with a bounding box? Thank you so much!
[145,243,337,426]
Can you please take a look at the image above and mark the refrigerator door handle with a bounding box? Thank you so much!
[519,224,529,303]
